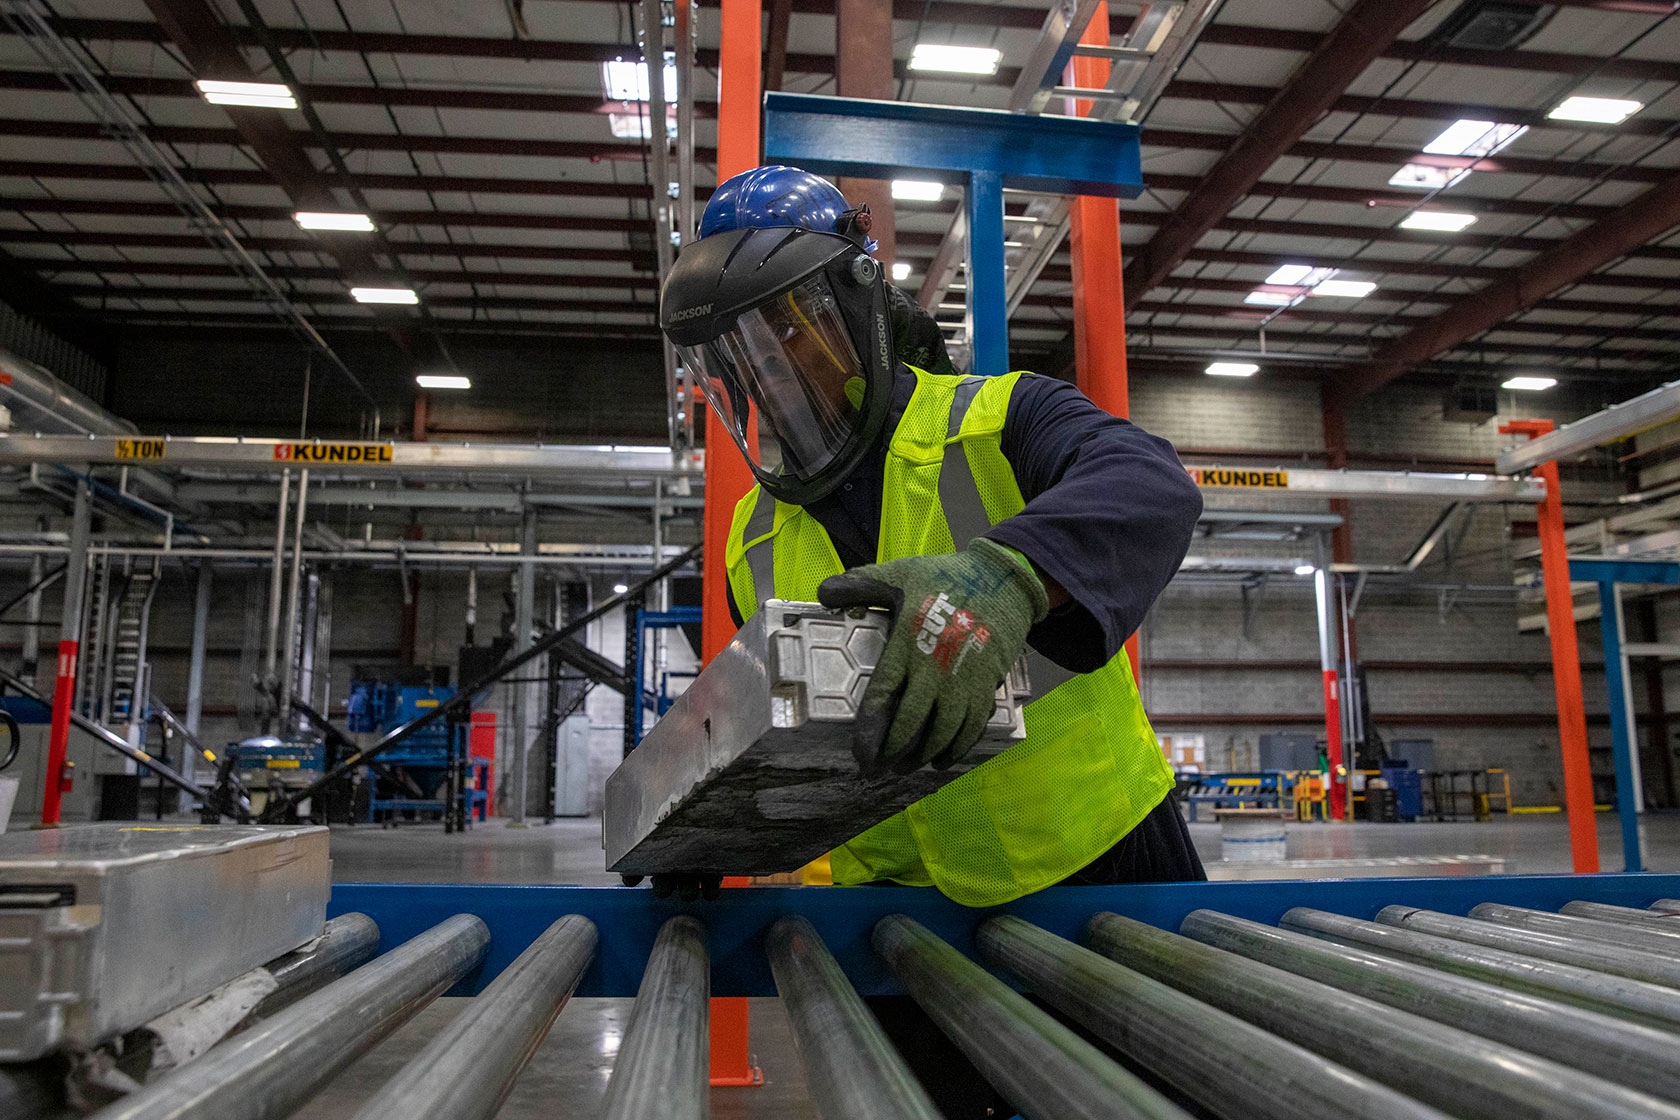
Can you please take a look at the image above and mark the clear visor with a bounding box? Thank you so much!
[678,276,868,484]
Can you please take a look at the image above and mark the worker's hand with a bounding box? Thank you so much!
[817,538,1048,776]
[619,873,724,901]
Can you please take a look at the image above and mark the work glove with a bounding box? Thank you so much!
[817,538,1049,776]
[619,873,724,901]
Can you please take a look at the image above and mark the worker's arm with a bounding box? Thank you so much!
[984,375,1202,673]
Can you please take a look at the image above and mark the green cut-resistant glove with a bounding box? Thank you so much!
[817,537,1049,776]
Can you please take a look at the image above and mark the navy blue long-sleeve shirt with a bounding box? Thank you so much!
[736,365,1202,673]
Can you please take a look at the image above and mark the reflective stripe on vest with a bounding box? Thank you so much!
[742,487,776,604]
[936,376,1076,698]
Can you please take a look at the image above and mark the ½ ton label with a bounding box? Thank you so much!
[114,438,166,460]
[1187,467,1290,489]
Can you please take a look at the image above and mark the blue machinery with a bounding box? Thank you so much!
[762,92,1144,378]
[1570,557,1676,874]
[346,681,485,826]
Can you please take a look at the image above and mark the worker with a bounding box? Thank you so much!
[661,166,1204,1117]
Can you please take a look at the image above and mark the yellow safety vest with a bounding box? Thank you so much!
[724,367,1174,907]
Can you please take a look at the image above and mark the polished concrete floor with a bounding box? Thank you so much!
[293,810,1680,1120]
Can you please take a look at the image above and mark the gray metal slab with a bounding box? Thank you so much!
[0,823,329,1061]
[603,601,1029,876]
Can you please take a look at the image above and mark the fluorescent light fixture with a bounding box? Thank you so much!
[1003,214,1042,224]
[350,286,419,305]
[608,112,652,139]
[1264,264,1336,287]
[908,43,1003,75]
[1389,163,1467,190]
[1294,564,1316,576]
[1310,279,1377,298]
[294,211,375,232]
[1502,375,1557,391]
[415,374,470,390]
[1549,95,1643,124]
[1400,210,1478,232]
[1244,290,1296,307]
[891,179,944,202]
[1206,362,1258,377]
[612,583,630,594]
[600,58,677,102]
[891,261,911,281]
[195,79,297,109]
[1423,119,1527,158]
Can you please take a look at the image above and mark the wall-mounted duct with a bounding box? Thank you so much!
[0,346,136,437]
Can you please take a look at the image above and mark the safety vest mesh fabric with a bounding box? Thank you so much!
[723,368,1174,907]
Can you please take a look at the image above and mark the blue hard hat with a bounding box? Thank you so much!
[698,165,877,251]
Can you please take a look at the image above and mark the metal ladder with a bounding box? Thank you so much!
[79,555,160,737]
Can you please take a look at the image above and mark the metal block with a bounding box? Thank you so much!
[603,600,1029,876]
[0,823,329,1061]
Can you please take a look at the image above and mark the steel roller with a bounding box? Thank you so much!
[89,914,489,1120]
[1562,900,1680,936]
[766,916,941,1120]
[349,914,596,1120]
[1377,906,1680,989]
[1182,909,1680,1101]
[1086,911,1680,1120]
[1282,907,1680,1032]
[976,914,1449,1120]
[601,915,709,1120]
[1468,903,1680,958]
[873,914,1190,1120]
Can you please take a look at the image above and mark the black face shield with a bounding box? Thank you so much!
[660,227,894,505]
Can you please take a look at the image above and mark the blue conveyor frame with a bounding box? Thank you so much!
[331,872,1680,998]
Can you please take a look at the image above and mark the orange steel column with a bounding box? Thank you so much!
[1067,4,1139,676]
[704,0,764,1087]
[1501,420,1599,872]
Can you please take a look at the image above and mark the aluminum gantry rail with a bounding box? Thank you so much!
[0,434,702,480]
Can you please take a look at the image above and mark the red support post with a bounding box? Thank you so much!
[1066,3,1140,678]
[703,0,764,1087]
[41,639,77,824]
[1501,420,1599,873]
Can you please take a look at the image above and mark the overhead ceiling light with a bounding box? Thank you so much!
[600,58,677,102]
[891,261,911,282]
[1502,375,1557,391]
[294,211,375,232]
[891,179,944,202]
[908,43,1003,75]
[1549,96,1643,125]
[612,582,630,594]
[351,286,419,305]
[415,373,470,389]
[1244,290,1296,307]
[1003,214,1042,224]
[608,113,652,139]
[1423,119,1527,158]
[1206,362,1258,377]
[1400,210,1478,232]
[1264,264,1336,287]
[1294,564,1316,576]
[195,79,297,109]
[1310,279,1377,298]
[1389,163,1468,190]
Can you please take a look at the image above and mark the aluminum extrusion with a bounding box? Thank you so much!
[604,600,1030,875]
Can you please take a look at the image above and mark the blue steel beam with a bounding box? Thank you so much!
[329,873,1680,998]
[761,93,1145,199]
[1568,559,1680,585]
[965,169,1008,376]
